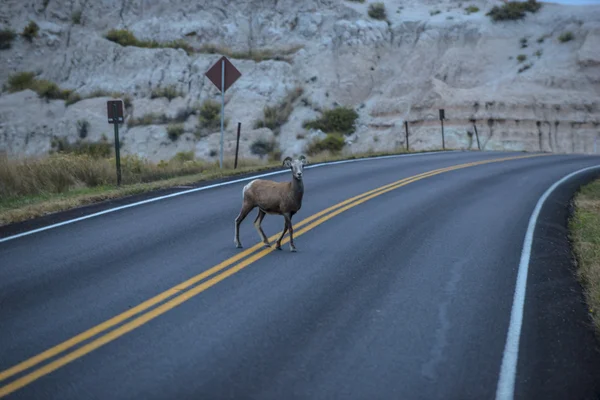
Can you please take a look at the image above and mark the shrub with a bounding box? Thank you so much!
[346,0,365,2]
[465,6,479,14]
[50,136,112,159]
[77,119,90,139]
[517,54,527,63]
[150,85,183,101]
[518,63,533,73]
[302,106,359,135]
[166,124,185,141]
[127,113,169,127]
[6,71,72,100]
[71,10,82,25]
[486,0,541,21]
[22,21,39,42]
[558,31,574,43]
[105,29,193,54]
[0,28,16,50]
[306,134,345,156]
[368,3,387,20]
[253,86,303,135]
[520,37,528,48]
[105,29,139,46]
[250,138,275,158]
[198,99,223,131]
[535,50,542,58]
[7,72,36,92]
[430,10,441,16]
[171,151,195,163]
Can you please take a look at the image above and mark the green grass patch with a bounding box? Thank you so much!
[517,54,527,63]
[306,134,346,156]
[166,123,185,141]
[150,85,184,101]
[570,178,600,336]
[465,5,479,14]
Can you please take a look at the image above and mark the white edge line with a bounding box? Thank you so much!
[0,150,458,244]
[495,164,600,400]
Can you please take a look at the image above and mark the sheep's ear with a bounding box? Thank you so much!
[283,157,293,168]
[299,155,308,165]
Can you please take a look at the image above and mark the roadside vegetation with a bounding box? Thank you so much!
[0,147,445,226]
[105,29,194,54]
[6,71,73,101]
[368,3,387,20]
[569,179,600,336]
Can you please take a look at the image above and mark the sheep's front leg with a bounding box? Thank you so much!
[275,220,288,250]
[283,213,296,252]
[234,203,254,248]
[254,209,271,247]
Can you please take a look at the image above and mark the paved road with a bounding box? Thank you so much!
[1,151,600,400]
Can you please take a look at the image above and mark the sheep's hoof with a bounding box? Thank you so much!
[264,242,271,248]
[290,247,297,253]
[235,243,242,248]
[275,245,282,251]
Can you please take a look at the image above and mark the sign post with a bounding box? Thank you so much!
[471,119,481,150]
[234,122,241,169]
[205,56,242,169]
[404,120,409,151]
[107,100,124,186]
[439,109,445,150]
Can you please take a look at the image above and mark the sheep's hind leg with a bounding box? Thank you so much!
[254,209,271,247]
[234,203,254,248]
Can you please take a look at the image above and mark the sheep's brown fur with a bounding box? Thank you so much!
[234,155,307,252]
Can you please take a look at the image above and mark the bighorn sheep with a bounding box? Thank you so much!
[234,155,308,252]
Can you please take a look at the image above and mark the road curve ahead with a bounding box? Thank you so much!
[2,151,600,400]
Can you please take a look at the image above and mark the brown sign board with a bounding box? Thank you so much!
[107,100,124,124]
[205,56,242,93]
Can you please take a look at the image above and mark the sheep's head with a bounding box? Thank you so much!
[283,155,308,180]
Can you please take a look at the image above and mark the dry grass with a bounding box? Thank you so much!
[570,178,600,335]
[0,148,447,226]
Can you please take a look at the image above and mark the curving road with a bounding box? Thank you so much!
[1,150,600,400]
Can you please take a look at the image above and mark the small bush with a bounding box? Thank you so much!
[430,10,441,16]
[517,54,527,63]
[346,0,365,2]
[171,151,195,163]
[71,10,82,25]
[465,5,479,14]
[127,113,169,127]
[0,28,16,50]
[302,106,359,136]
[105,29,139,46]
[77,119,90,139]
[22,21,39,42]
[198,99,224,131]
[535,50,542,58]
[558,31,574,43]
[518,63,533,73]
[306,134,345,156]
[7,72,36,92]
[253,87,303,135]
[486,0,541,21]
[368,3,387,20]
[250,138,275,158]
[150,85,183,101]
[520,37,528,48]
[166,124,185,141]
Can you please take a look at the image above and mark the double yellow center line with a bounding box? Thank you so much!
[0,153,547,397]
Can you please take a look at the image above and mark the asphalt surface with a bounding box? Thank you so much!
[1,150,600,399]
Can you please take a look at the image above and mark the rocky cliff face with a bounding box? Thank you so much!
[1,0,599,162]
